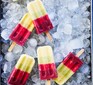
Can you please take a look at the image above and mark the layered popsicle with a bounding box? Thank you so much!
[8,13,34,51]
[37,46,57,80]
[8,54,35,85]
[27,0,53,41]
[54,49,84,85]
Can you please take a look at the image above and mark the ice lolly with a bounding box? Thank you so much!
[54,49,84,85]
[8,13,34,52]
[8,54,35,85]
[27,0,53,41]
[37,46,57,85]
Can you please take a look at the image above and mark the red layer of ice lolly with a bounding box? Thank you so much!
[39,63,57,80]
[9,13,34,46]
[8,68,29,85]
[33,14,53,34]
[9,24,31,46]
[62,52,83,72]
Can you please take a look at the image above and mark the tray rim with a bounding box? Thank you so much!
[91,0,93,84]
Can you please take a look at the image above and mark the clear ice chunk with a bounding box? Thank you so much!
[2,44,9,54]
[79,64,90,74]
[67,0,79,11]
[3,62,12,73]
[5,52,16,62]
[66,36,84,50]
[1,29,12,40]
[0,55,3,62]
[28,38,37,48]
[24,46,36,58]
[12,44,23,55]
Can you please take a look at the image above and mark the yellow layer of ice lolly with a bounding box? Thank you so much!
[35,0,47,14]
[27,0,47,20]
[19,13,34,31]
[54,63,74,85]
[37,46,54,64]
[15,54,35,73]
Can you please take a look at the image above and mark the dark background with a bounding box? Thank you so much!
[0,0,3,85]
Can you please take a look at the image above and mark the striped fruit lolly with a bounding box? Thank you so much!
[8,54,35,85]
[54,49,84,85]
[37,46,57,85]
[8,13,34,52]
[27,0,53,41]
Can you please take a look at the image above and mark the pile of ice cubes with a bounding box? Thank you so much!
[0,0,91,85]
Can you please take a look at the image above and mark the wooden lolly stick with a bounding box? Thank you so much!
[8,42,16,52]
[46,80,51,85]
[76,49,84,57]
[46,31,53,42]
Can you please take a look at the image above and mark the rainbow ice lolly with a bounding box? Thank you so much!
[8,13,34,51]
[27,0,53,41]
[8,54,35,85]
[37,46,57,84]
[54,49,84,85]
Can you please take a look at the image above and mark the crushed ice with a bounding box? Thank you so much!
[0,0,91,85]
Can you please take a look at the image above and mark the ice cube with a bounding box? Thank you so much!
[1,29,12,40]
[63,16,71,24]
[13,0,18,1]
[69,80,78,85]
[81,2,90,11]
[24,46,36,58]
[83,39,90,47]
[5,52,16,62]
[82,18,90,29]
[83,82,88,85]
[67,0,79,11]
[12,44,23,54]
[54,53,64,63]
[42,0,55,12]
[76,73,85,83]
[85,55,91,64]
[58,7,69,20]
[62,48,73,58]
[52,32,60,39]
[37,35,45,45]
[28,38,37,48]
[71,14,82,28]
[49,12,56,21]
[0,55,3,62]
[31,74,43,85]
[79,64,90,74]
[78,0,84,2]
[62,24,72,35]
[0,19,7,29]
[66,36,84,50]
[2,0,11,2]
[82,11,90,17]
[32,74,39,83]
[2,44,9,54]
[1,72,10,79]
[3,62,12,73]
